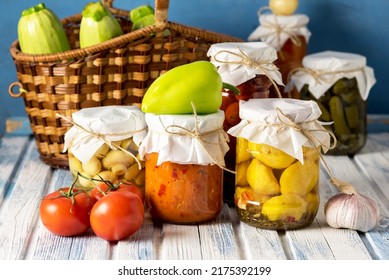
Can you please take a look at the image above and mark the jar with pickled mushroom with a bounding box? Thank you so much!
[138,111,229,224]
[207,42,283,205]
[228,98,333,230]
[63,106,147,191]
[287,51,377,155]
[248,7,311,98]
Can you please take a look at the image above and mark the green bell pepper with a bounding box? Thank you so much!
[141,61,238,115]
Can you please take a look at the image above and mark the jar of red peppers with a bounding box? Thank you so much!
[138,111,229,224]
[248,8,311,98]
[287,51,377,155]
[227,99,332,230]
[207,42,283,205]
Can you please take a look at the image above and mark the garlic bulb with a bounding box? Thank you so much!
[324,192,381,232]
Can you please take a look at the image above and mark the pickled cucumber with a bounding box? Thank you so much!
[248,142,296,169]
[332,78,346,94]
[345,104,359,129]
[340,89,358,104]
[246,158,280,195]
[329,96,351,137]
[317,101,332,122]
[261,193,307,222]
[300,76,366,155]
[280,160,319,195]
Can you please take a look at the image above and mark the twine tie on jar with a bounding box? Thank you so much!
[257,6,304,48]
[161,103,235,174]
[56,113,144,170]
[213,48,283,98]
[287,66,366,86]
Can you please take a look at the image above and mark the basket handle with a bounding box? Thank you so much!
[8,82,26,98]
[102,0,169,29]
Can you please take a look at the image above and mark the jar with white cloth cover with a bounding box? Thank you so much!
[207,41,283,206]
[138,110,229,224]
[287,51,376,155]
[227,98,333,230]
[62,106,147,191]
[248,7,311,98]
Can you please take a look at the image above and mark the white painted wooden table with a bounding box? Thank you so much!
[0,133,388,260]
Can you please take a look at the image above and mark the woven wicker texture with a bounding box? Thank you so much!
[9,0,242,168]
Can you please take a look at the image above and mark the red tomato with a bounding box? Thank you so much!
[40,187,96,237]
[225,101,241,126]
[90,181,144,203]
[90,191,144,241]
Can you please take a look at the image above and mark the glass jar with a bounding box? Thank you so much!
[207,42,283,205]
[63,106,147,190]
[288,51,376,155]
[144,153,223,224]
[271,35,308,98]
[228,98,332,230]
[248,12,311,98]
[139,111,228,224]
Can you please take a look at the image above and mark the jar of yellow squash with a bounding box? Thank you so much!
[287,51,376,155]
[227,99,333,230]
[63,106,147,190]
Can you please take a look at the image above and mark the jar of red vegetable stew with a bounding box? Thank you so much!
[138,111,229,224]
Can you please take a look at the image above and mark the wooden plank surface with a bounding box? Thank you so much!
[0,134,389,260]
[0,139,51,260]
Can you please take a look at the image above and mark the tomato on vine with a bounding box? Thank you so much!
[90,191,144,241]
[40,186,97,237]
[90,180,144,203]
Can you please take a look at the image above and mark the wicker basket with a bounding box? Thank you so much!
[8,0,242,168]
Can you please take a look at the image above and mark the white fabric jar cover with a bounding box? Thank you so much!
[138,110,229,166]
[63,106,147,164]
[227,98,332,164]
[248,11,311,51]
[207,41,283,87]
[287,50,376,100]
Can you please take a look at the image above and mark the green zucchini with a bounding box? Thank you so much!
[18,3,70,54]
[79,2,123,48]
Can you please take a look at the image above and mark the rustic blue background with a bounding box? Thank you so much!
[1,0,388,136]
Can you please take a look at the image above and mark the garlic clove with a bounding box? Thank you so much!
[324,192,381,232]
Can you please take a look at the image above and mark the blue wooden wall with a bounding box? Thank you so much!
[1,0,388,136]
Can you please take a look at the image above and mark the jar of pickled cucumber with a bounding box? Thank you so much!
[207,42,283,205]
[63,106,147,191]
[248,9,311,98]
[227,98,333,230]
[287,51,377,155]
[138,111,229,224]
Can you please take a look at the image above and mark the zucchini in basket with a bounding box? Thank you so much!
[130,5,155,31]
[17,3,71,54]
[80,1,123,48]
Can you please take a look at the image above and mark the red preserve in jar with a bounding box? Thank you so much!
[208,42,283,205]
[138,111,229,224]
